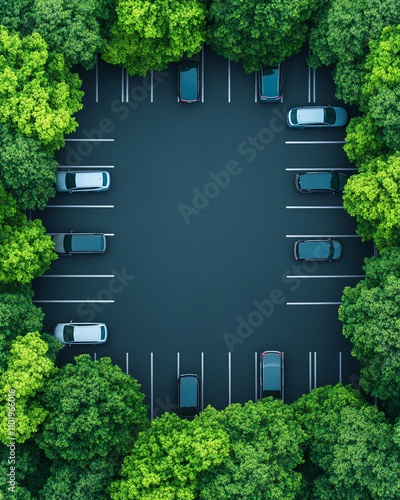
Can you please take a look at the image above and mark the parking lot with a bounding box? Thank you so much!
[32,44,373,414]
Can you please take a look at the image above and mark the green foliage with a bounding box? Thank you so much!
[0,332,57,444]
[208,0,324,73]
[110,411,229,500]
[342,153,400,249]
[36,355,148,464]
[309,0,400,105]
[199,400,304,500]
[360,24,400,152]
[103,0,206,76]
[0,0,34,35]
[0,125,57,210]
[293,385,400,499]
[339,248,400,415]
[0,26,83,151]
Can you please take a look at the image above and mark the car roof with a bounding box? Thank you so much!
[73,324,102,342]
[179,375,198,408]
[262,353,282,390]
[261,65,280,97]
[70,234,105,252]
[179,61,198,102]
[298,108,324,124]
[75,171,104,188]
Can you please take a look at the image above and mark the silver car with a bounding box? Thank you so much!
[287,106,348,128]
[56,170,111,192]
[54,322,108,344]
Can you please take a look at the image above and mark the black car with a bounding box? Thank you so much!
[260,351,284,399]
[177,374,199,418]
[295,171,348,193]
[177,57,200,103]
[294,239,342,261]
[259,64,283,102]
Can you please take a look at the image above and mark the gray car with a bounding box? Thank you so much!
[54,322,108,345]
[52,233,106,254]
[294,238,342,261]
[295,171,348,193]
[287,106,348,128]
[56,170,110,192]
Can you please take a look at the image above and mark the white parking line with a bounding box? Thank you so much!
[286,167,357,171]
[286,205,344,209]
[339,351,342,383]
[201,352,204,411]
[227,59,231,103]
[125,352,129,374]
[150,352,154,420]
[312,68,316,102]
[33,299,115,303]
[177,352,180,379]
[286,234,360,238]
[286,275,364,279]
[93,352,97,361]
[308,352,312,392]
[57,165,115,169]
[286,141,345,145]
[314,351,317,388]
[254,72,258,103]
[254,352,258,402]
[125,68,129,102]
[228,352,231,405]
[308,49,311,103]
[65,139,114,142]
[308,351,317,391]
[39,275,115,278]
[287,302,342,306]
[201,46,205,103]
[95,54,99,103]
[121,67,125,102]
[45,205,114,208]
[150,70,154,102]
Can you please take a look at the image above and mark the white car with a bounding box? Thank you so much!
[286,106,348,128]
[54,322,108,344]
[56,170,111,192]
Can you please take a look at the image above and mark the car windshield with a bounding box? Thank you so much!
[65,173,76,189]
[330,172,340,191]
[290,109,298,124]
[63,235,73,253]
[102,172,108,186]
[324,107,336,125]
[100,326,106,340]
[63,325,74,342]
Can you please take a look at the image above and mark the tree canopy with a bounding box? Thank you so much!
[339,248,400,416]
[0,27,83,151]
[103,0,206,76]
[207,0,324,73]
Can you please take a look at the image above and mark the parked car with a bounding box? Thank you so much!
[294,238,342,261]
[54,322,108,345]
[286,106,348,128]
[56,170,111,192]
[178,374,200,418]
[295,171,348,193]
[177,57,200,103]
[260,351,284,399]
[259,64,283,102]
[52,233,106,254]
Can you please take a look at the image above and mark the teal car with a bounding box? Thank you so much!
[259,64,283,102]
[295,171,348,193]
[177,59,200,103]
[178,374,199,418]
[294,238,342,261]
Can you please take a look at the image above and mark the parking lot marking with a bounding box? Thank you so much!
[150,352,154,420]
[93,352,97,361]
[286,275,364,279]
[314,352,317,388]
[287,302,342,306]
[95,54,99,103]
[308,352,312,392]
[65,139,114,142]
[286,205,344,209]
[125,68,129,102]
[125,352,129,375]
[286,167,357,171]
[313,69,316,103]
[201,352,204,411]
[285,141,345,145]
[228,352,231,405]
[121,67,125,102]
[39,275,115,278]
[177,352,180,379]
[150,70,154,102]
[309,351,317,391]
[57,165,115,169]
[254,72,258,103]
[33,300,115,303]
[286,234,360,238]
[45,205,114,208]
[228,59,231,103]
[201,46,205,103]
[339,352,342,383]
[254,352,258,402]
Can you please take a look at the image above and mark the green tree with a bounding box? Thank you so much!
[36,355,148,464]
[198,400,304,500]
[309,0,400,105]
[0,332,58,444]
[339,248,400,416]
[342,153,400,249]
[0,27,83,151]
[0,0,34,35]
[360,24,400,152]
[103,0,206,76]
[293,385,400,499]
[207,0,324,73]
[110,410,229,500]
[0,125,57,210]
[0,287,44,370]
